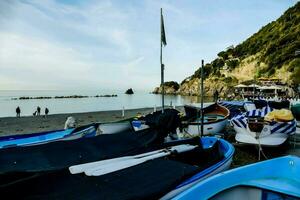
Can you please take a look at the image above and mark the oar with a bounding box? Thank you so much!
[85,144,197,176]
[69,148,165,174]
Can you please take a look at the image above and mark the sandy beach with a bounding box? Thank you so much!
[0,106,184,136]
[0,107,154,136]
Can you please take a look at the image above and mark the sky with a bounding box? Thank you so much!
[0,0,298,91]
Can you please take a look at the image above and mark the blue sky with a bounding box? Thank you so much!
[0,0,298,91]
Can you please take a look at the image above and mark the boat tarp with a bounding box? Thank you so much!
[0,141,224,200]
[0,159,199,200]
[139,108,182,143]
[0,128,159,174]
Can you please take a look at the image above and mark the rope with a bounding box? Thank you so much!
[256,133,268,160]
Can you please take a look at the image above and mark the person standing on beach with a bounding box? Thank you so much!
[37,106,41,116]
[213,89,219,102]
[16,106,21,117]
[45,107,49,117]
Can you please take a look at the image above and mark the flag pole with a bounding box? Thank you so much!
[160,8,164,113]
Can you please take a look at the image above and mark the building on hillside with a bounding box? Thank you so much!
[234,84,260,98]
[258,78,283,86]
[233,82,291,99]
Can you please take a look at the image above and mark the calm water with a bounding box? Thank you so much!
[0,90,211,117]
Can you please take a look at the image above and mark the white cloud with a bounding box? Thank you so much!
[0,0,297,91]
[0,32,95,89]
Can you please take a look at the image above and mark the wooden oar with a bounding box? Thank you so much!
[69,148,165,174]
[85,144,197,176]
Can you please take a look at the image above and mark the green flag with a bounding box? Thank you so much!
[161,9,167,46]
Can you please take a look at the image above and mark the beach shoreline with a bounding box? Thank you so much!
[0,106,183,136]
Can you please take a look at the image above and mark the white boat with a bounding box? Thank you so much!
[178,103,230,137]
[231,106,297,146]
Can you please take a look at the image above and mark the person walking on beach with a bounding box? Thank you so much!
[45,107,49,118]
[213,89,219,103]
[37,106,41,116]
[16,106,21,117]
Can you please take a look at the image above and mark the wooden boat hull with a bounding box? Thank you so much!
[179,103,229,136]
[182,119,228,136]
[173,156,300,200]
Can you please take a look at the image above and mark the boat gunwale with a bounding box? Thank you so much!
[175,137,235,189]
[183,103,230,125]
[173,155,300,199]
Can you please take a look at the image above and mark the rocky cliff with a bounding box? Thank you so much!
[153,2,300,97]
[153,81,180,94]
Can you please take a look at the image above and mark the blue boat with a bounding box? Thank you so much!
[161,137,235,199]
[0,123,99,149]
[173,155,300,200]
[0,137,235,199]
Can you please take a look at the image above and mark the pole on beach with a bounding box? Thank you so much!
[200,60,204,137]
[161,62,165,113]
[122,106,125,117]
[160,8,167,113]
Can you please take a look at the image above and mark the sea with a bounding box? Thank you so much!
[0,90,211,118]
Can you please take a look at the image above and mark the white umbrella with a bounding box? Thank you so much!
[234,84,248,88]
[259,85,282,90]
[248,84,260,88]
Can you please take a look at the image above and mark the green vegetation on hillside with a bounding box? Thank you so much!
[234,2,300,74]
[163,81,180,90]
[191,2,300,84]
[155,2,299,96]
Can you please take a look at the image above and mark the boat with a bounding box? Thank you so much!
[0,120,140,149]
[0,126,160,175]
[0,137,234,200]
[0,109,192,179]
[231,106,297,146]
[0,106,187,152]
[172,155,300,200]
[0,123,100,149]
[177,103,230,136]
[102,104,229,139]
[219,100,250,118]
